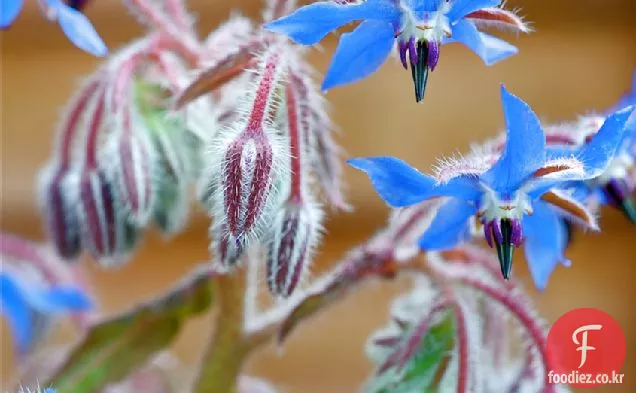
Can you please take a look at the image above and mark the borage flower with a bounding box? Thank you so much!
[349,86,634,289]
[1,0,107,56]
[543,73,636,224]
[264,0,528,101]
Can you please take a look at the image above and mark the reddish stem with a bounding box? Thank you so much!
[444,289,469,393]
[58,78,101,168]
[246,52,282,134]
[455,276,553,392]
[286,82,303,200]
[127,0,201,65]
[84,86,107,170]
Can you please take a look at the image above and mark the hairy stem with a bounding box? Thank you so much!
[194,270,249,393]
[127,0,201,65]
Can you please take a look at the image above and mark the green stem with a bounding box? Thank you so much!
[194,270,249,393]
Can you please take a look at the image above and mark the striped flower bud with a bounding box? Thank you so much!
[108,108,155,225]
[201,49,291,267]
[77,170,125,262]
[37,164,82,260]
[266,199,322,297]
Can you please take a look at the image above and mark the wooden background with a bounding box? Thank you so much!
[1,0,635,392]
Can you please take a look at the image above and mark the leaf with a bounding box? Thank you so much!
[45,265,214,393]
[366,313,455,393]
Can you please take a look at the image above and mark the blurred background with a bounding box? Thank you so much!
[1,0,635,392]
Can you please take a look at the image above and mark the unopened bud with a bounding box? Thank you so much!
[202,49,291,264]
[109,108,155,224]
[266,199,322,297]
[37,164,82,260]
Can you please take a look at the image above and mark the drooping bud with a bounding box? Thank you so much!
[37,164,82,260]
[77,170,120,261]
[201,49,291,266]
[266,199,322,297]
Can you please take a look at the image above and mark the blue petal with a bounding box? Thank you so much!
[523,201,569,291]
[0,273,34,354]
[322,20,394,91]
[348,157,481,207]
[263,0,400,46]
[446,0,501,22]
[54,2,107,56]
[482,85,546,194]
[44,389,56,393]
[418,198,475,250]
[447,19,518,66]
[575,105,634,177]
[1,0,24,28]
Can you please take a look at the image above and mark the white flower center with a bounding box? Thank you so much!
[478,185,532,223]
[398,1,452,43]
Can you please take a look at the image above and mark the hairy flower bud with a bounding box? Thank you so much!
[201,49,291,266]
[266,199,322,297]
[37,164,82,260]
[78,170,136,265]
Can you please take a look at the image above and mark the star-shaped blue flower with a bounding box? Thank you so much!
[1,0,107,57]
[0,270,92,355]
[349,85,634,289]
[264,0,528,101]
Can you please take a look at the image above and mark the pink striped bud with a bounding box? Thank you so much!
[78,170,137,265]
[266,199,322,297]
[37,164,82,260]
[201,49,291,266]
[108,107,155,224]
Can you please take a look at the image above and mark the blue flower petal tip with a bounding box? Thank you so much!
[1,0,25,29]
[55,2,108,57]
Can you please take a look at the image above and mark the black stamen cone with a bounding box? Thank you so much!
[562,219,575,246]
[495,219,515,279]
[410,41,430,103]
[604,180,636,225]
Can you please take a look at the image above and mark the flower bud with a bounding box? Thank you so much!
[266,199,322,297]
[37,164,82,260]
[109,108,155,224]
[201,49,291,265]
[78,170,136,265]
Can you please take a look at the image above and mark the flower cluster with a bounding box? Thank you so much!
[265,0,529,101]
[4,1,633,393]
[1,0,106,56]
[37,35,210,265]
[350,86,634,289]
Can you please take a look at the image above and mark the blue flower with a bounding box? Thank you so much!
[349,85,634,289]
[264,0,528,101]
[0,270,92,355]
[545,72,636,224]
[1,0,107,57]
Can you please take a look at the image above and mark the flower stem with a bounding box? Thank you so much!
[194,270,249,393]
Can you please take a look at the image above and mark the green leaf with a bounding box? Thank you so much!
[366,312,456,393]
[45,265,214,393]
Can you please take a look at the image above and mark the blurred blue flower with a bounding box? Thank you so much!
[264,0,528,101]
[1,0,107,56]
[349,85,634,289]
[0,270,93,355]
[547,72,636,224]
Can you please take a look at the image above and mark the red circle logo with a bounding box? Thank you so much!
[546,308,626,387]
